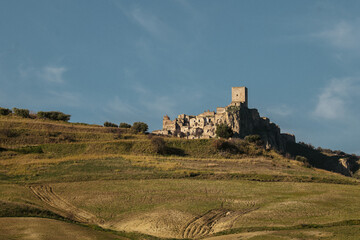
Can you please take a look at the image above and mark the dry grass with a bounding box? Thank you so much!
[1,116,360,239]
[205,225,360,240]
[0,217,127,240]
[39,179,360,238]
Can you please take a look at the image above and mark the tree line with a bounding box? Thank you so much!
[103,121,148,133]
[0,107,70,121]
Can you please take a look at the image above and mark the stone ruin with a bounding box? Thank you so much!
[153,87,295,151]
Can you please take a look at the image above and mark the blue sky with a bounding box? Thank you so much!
[1,0,360,154]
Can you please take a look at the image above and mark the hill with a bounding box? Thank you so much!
[1,115,360,239]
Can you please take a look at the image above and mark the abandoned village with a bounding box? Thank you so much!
[153,87,295,152]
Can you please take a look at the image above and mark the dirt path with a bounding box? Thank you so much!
[28,185,101,224]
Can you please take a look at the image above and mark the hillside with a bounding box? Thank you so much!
[1,115,360,239]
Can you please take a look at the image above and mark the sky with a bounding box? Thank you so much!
[1,0,360,154]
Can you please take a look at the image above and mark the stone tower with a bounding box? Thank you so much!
[231,87,248,107]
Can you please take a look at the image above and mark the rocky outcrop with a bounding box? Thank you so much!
[224,106,295,152]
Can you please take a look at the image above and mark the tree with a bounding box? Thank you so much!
[0,107,11,116]
[119,122,131,128]
[37,111,71,121]
[215,123,233,139]
[104,121,118,128]
[132,122,148,133]
[13,108,30,118]
[195,128,203,138]
[179,132,186,138]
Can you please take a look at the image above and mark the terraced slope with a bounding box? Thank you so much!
[1,115,360,239]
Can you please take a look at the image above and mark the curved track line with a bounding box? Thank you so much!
[182,207,259,239]
[28,185,101,224]
[182,209,228,239]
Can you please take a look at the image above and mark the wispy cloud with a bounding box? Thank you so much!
[130,7,168,38]
[40,66,67,83]
[106,96,139,116]
[133,84,177,115]
[48,90,81,107]
[19,65,67,84]
[313,78,360,120]
[143,95,176,116]
[113,3,172,40]
[315,20,360,50]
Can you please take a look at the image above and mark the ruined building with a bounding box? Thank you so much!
[153,87,295,151]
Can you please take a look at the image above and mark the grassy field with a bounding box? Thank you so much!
[0,217,126,240]
[1,115,360,239]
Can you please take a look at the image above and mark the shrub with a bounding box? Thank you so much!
[212,139,239,154]
[195,128,203,138]
[212,139,226,151]
[132,122,148,133]
[179,132,186,138]
[295,155,311,168]
[104,121,118,128]
[29,113,37,119]
[299,141,315,150]
[151,137,166,154]
[13,108,30,118]
[215,123,233,139]
[37,111,71,121]
[14,146,43,154]
[295,155,308,162]
[244,134,262,145]
[119,122,131,128]
[0,129,20,138]
[226,106,241,113]
[0,107,11,116]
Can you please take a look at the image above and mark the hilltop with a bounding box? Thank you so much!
[1,114,360,239]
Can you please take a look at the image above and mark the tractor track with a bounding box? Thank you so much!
[28,185,101,224]
[182,207,259,239]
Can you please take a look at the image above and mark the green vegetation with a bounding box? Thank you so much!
[12,107,30,118]
[226,105,241,113]
[215,123,233,139]
[37,111,71,121]
[151,136,167,154]
[119,122,131,128]
[104,121,118,128]
[0,115,360,239]
[132,121,148,133]
[0,108,11,116]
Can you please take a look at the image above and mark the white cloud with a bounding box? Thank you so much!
[315,20,360,49]
[267,104,293,117]
[313,78,360,120]
[40,66,67,83]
